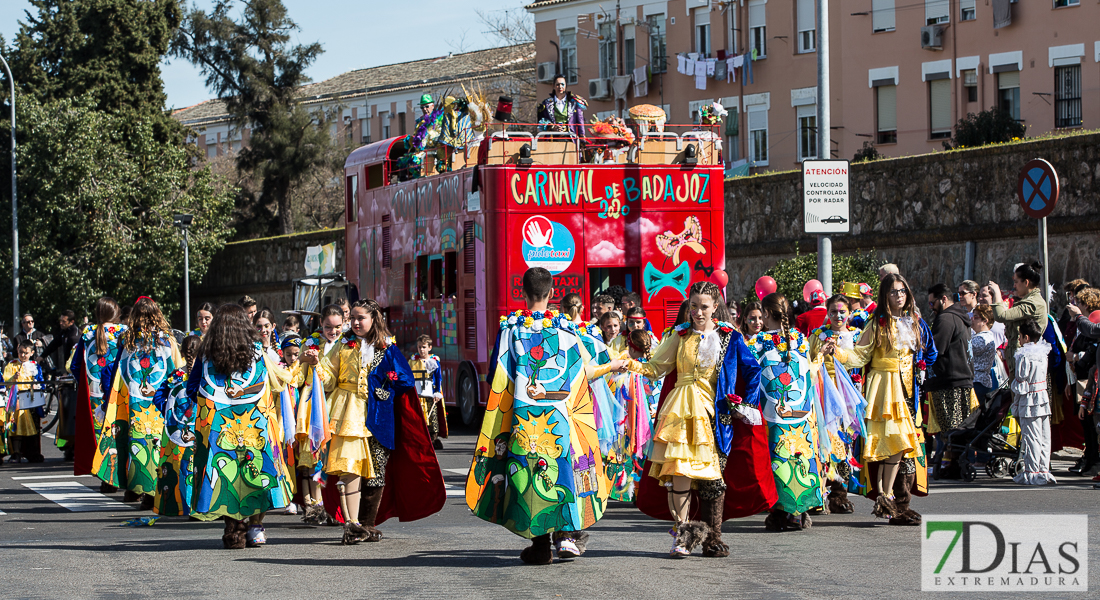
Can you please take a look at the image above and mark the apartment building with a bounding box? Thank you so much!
[173,45,534,159]
[526,0,1100,173]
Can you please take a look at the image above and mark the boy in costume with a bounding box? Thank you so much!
[410,334,447,450]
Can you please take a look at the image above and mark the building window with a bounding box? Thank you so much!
[381,112,390,139]
[748,106,768,165]
[361,117,371,144]
[1055,65,1082,128]
[925,0,949,24]
[345,174,358,223]
[960,0,976,21]
[797,105,817,161]
[725,107,740,162]
[624,24,636,76]
[559,29,578,84]
[398,112,406,136]
[797,0,816,53]
[929,78,952,139]
[876,84,897,144]
[599,21,617,79]
[997,71,1020,121]
[872,0,895,32]
[1054,0,1080,7]
[749,0,766,58]
[648,14,667,73]
[694,7,711,56]
[726,6,739,58]
[963,69,978,103]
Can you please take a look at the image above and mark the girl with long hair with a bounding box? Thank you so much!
[627,282,774,558]
[740,301,765,342]
[833,273,930,522]
[71,297,126,486]
[92,297,182,506]
[296,304,345,524]
[746,293,823,531]
[193,302,215,337]
[179,304,293,548]
[302,298,445,545]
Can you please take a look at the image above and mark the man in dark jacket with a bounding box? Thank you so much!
[40,310,81,460]
[926,283,974,479]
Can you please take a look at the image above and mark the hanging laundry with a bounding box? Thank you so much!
[612,75,633,100]
[685,58,695,76]
[695,71,708,91]
[706,59,716,77]
[751,48,759,61]
[633,65,649,97]
[694,60,706,78]
[726,57,736,83]
[714,59,726,81]
[677,54,688,75]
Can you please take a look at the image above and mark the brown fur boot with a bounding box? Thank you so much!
[358,485,384,542]
[520,533,553,565]
[827,481,854,514]
[888,470,921,526]
[699,493,729,557]
[871,494,898,519]
[675,521,709,553]
[222,518,247,549]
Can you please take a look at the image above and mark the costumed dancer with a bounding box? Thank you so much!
[178,304,292,548]
[409,334,448,450]
[740,300,764,342]
[598,311,622,348]
[4,340,46,464]
[193,302,215,338]
[307,300,445,545]
[836,274,934,524]
[92,297,183,507]
[467,269,623,564]
[627,282,775,558]
[537,74,587,138]
[278,332,303,513]
[152,335,202,516]
[1011,320,1057,485]
[255,309,299,514]
[605,328,662,501]
[806,294,868,515]
[70,297,127,486]
[747,293,825,531]
[296,305,344,524]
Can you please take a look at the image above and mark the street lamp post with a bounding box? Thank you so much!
[173,214,193,332]
[0,53,18,334]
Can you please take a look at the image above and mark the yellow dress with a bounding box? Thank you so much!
[839,320,921,463]
[632,331,722,482]
[317,339,385,479]
[3,362,40,436]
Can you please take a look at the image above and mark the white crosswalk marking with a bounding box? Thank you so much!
[21,481,135,512]
[11,474,97,481]
[444,468,469,476]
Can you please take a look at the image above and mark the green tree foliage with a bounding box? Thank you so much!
[0,96,234,323]
[747,247,883,304]
[943,106,1026,150]
[852,141,882,163]
[3,0,184,141]
[173,0,334,235]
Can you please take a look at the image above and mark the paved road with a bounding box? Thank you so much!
[3,427,1098,599]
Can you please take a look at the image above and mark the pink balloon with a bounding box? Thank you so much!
[802,279,823,303]
[1089,310,1100,324]
[710,269,729,289]
[755,276,777,300]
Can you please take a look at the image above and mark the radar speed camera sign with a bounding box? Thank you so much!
[803,160,850,234]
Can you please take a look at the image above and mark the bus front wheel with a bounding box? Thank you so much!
[457,367,482,429]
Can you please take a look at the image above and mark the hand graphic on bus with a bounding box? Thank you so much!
[523,217,554,248]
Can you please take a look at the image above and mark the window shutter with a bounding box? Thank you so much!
[872,0,895,31]
[748,107,767,132]
[877,85,897,132]
[694,6,710,26]
[725,107,739,136]
[998,70,1019,89]
[930,79,952,134]
[464,290,478,351]
[797,0,815,33]
[749,1,765,28]
[381,214,392,270]
[462,220,475,273]
[925,0,949,23]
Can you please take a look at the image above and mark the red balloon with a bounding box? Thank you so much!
[755,276,777,300]
[802,279,823,303]
[1089,310,1100,324]
[710,269,729,289]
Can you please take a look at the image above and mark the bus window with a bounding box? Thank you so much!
[443,251,457,298]
[417,256,428,300]
[429,256,444,300]
[345,174,357,223]
[366,164,384,190]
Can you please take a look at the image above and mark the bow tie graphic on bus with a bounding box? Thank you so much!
[342,126,728,428]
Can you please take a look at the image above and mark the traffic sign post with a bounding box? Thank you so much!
[804,160,850,296]
[1017,158,1059,298]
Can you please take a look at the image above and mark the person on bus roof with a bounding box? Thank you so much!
[537,74,587,139]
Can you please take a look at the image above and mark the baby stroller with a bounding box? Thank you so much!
[932,381,1022,482]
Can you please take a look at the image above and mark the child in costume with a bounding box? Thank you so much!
[152,335,201,516]
[179,304,293,548]
[277,332,303,514]
[4,340,46,463]
[410,334,447,450]
[305,299,445,545]
[1011,320,1057,485]
[467,269,625,564]
[599,311,622,347]
[627,282,775,558]
[747,293,824,532]
[70,297,127,483]
[740,301,765,342]
[296,305,344,525]
[93,297,183,507]
[605,328,661,501]
[193,302,215,338]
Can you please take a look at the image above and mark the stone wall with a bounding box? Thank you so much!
[725,132,1100,305]
[188,228,346,327]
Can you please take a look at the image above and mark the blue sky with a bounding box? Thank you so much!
[1,0,529,109]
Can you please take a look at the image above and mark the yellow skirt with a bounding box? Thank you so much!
[323,387,377,479]
[13,409,39,437]
[862,368,921,462]
[648,384,721,482]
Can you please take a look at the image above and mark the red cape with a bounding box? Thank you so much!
[635,367,778,521]
[323,388,446,524]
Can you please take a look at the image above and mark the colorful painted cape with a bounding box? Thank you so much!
[466,314,610,538]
